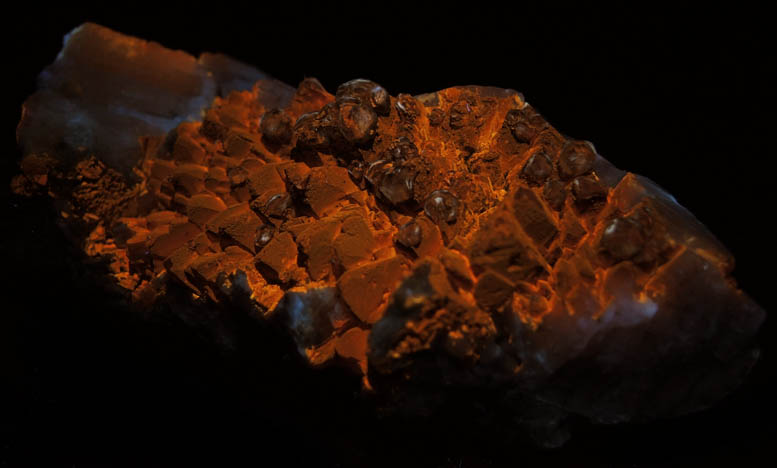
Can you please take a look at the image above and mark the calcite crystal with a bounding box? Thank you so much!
[12,23,766,446]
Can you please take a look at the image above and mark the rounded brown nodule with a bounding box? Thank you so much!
[558,141,596,179]
[338,102,378,146]
[260,109,293,145]
[254,225,275,252]
[424,189,459,224]
[397,220,422,248]
[521,151,554,185]
[600,217,645,260]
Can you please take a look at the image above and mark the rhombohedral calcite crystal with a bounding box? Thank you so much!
[12,23,766,447]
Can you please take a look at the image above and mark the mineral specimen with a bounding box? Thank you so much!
[12,23,766,447]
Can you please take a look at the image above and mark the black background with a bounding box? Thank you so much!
[2,6,775,467]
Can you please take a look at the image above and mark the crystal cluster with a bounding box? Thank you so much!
[12,23,766,446]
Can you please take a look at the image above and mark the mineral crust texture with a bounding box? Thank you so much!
[12,23,766,447]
